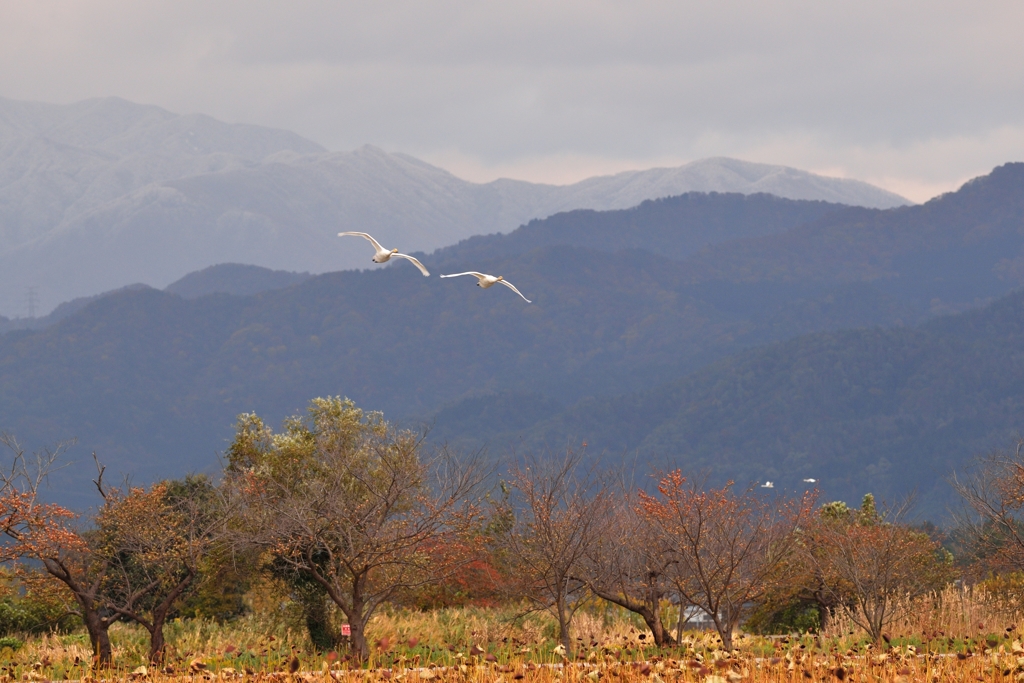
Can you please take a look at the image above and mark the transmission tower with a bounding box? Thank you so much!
[25,287,39,319]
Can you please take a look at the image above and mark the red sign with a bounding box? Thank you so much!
[341,624,351,637]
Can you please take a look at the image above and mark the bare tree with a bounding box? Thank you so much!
[501,448,610,656]
[225,397,485,662]
[952,437,1024,573]
[639,472,813,651]
[580,485,676,646]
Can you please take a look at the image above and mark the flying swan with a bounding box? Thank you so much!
[439,272,532,303]
[338,232,430,276]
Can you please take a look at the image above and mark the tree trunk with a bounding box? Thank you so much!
[616,601,673,647]
[818,603,830,633]
[714,604,735,652]
[675,599,684,644]
[148,625,166,665]
[587,585,675,647]
[718,621,733,652]
[83,610,113,666]
[309,565,371,663]
[349,615,369,662]
[812,585,836,634]
[556,595,572,656]
[146,573,194,663]
[347,588,370,663]
[40,558,114,666]
[643,600,674,647]
[866,601,885,645]
[644,583,674,646]
[147,603,174,664]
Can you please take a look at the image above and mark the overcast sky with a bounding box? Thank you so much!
[2,1,1022,202]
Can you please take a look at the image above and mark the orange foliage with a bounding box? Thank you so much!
[0,489,83,563]
[638,471,814,650]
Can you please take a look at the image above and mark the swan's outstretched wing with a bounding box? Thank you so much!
[338,231,385,252]
[392,252,430,276]
[439,272,487,280]
[498,279,532,303]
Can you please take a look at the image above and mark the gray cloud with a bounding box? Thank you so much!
[1,1,1022,200]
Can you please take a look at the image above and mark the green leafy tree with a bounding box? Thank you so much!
[0,568,79,636]
[224,397,483,662]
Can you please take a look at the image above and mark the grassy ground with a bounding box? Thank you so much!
[3,625,1023,682]
[2,588,1024,681]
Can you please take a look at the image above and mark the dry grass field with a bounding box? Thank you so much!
[3,585,1024,682]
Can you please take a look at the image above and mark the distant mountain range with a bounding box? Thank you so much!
[1,164,1021,514]
[0,95,909,317]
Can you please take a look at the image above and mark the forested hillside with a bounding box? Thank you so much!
[2,165,1023,508]
[681,164,1024,302]
[461,288,1024,519]
[4,247,902,505]
[425,192,847,266]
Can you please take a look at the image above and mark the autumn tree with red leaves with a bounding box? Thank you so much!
[0,433,79,564]
[802,494,953,644]
[0,434,118,663]
[38,469,223,665]
[90,474,223,663]
[2,435,223,665]
[412,540,504,609]
[639,472,813,651]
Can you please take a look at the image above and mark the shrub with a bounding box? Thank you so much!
[0,569,79,636]
[0,635,23,651]
[745,598,821,634]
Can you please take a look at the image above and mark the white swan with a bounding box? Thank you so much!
[760,481,774,488]
[338,232,430,276]
[439,271,532,303]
